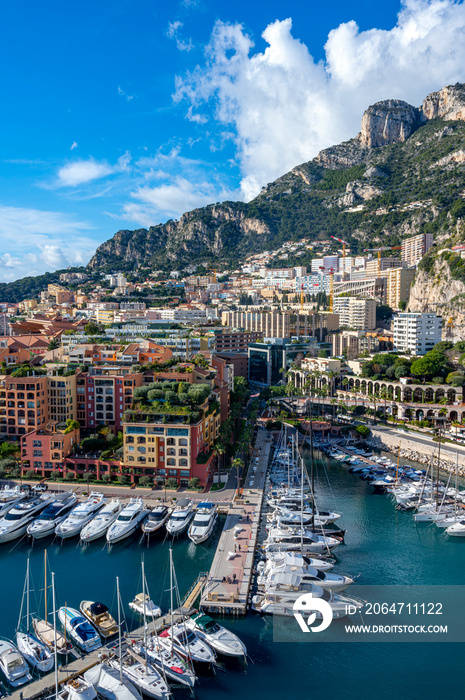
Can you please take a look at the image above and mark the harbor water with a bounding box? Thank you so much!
[2,450,465,699]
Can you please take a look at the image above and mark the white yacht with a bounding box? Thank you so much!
[264,527,341,554]
[129,594,161,619]
[0,640,32,687]
[157,621,216,664]
[59,676,97,700]
[445,520,465,537]
[258,568,353,594]
[0,486,26,517]
[257,551,335,574]
[56,492,106,539]
[108,652,171,700]
[141,505,170,537]
[165,499,194,536]
[27,493,77,539]
[106,499,149,544]
[188,502,218,544]
[252,585,364,618]
[184,612,247,658]
[16,631,54,673]
[58,606,102,652]
[135,637,197,689]
[80,500,122,543]
[84,662,142,700]
[0,494,52,543]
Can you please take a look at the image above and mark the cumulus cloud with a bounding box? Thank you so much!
[175,0,465,199]
[123,176,237,225]
[0,205,97,282]
[167,21,193,52]
[55,153,131,188]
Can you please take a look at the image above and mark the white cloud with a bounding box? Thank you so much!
[0,205,97,282]
[70,141,78,150]
[166,20,193,52]
[56,159,115,187]
[117,85,134,101]
[175,1,465,199]
[122,176,237,226]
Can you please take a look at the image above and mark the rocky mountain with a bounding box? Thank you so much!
[89,83,465,289]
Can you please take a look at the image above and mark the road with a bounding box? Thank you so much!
[373,423,465,461]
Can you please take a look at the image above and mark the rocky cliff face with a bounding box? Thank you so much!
[421,83,465,121]
[359,99,421,148]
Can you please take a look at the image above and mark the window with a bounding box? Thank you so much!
[167,458,175,465]
[167,428,189,436]
[33,450,42,457]
[169,469,177,476]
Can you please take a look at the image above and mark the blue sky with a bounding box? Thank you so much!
[1,0,465,282]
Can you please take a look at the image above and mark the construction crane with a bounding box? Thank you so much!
[363,245,402,275]
[330,235,349,262]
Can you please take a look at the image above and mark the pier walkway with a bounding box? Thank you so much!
[200,428,271,615]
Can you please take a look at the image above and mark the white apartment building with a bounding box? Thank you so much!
[295,274,331,295]
[333,297,376,330]
[401,233,434,267]
[393,313,442,355]
[311,256,339,274]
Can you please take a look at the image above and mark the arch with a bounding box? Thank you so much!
[426,409,435,419]
[404,408,413,419]
[461,411,465,425]
[424,388,434,403]
[435,388,445,402]
[387,385,394,400]
[416,409,424,420]
[403,387,412,403]
[447,389,456,403]
[413,387,424,403]
[449,410,458,422]
[395,386,402,402]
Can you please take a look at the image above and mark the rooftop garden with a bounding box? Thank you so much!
[356,343,465,387]
[124,380,219,424]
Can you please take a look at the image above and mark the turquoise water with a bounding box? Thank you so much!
[2,454,465,699]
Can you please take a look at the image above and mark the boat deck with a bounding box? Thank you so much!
[200,429,271,615]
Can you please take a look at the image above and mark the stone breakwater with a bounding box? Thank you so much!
[368,429,465,477]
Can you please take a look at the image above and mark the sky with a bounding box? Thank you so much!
[2,0,465,282]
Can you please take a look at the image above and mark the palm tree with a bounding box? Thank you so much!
[232,458,244,496]
[330,397,337,422]
[380,387,388,424]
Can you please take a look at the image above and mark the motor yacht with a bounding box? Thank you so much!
[129,593,161,618]
[58,676,97,700]
[106,499,149,544]
[80,601,118,638]
[445,520,465,537]
[157,621,216,664]
[188,502,218,544]
[0,486,26,517]
[27,493,77,539]
[0,640,31,687]
[0,494,52,543]
[165,499,194,536]
[56,492,106,539]
[183,613,247,658]
[80,500,122,543]
[141,505,170,537]
[58,606,102,652]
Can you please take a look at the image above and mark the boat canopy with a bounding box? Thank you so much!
[89,602,109,616]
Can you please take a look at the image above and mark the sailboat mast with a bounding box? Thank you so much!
[437,426,441,507]
[116,576,122,682]
[26,557,30,633]
[52,572,58,699]
[300,456,304,555]
[169,548,174,657]
[310,420,315,528]
[141,560,148,669]
[44,549,48,619]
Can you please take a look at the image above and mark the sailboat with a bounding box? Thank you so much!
[131,559,196,688]
[108,575,170,700]
[16,558,54,672]
[32,551,74,657]
[157,550,215,666]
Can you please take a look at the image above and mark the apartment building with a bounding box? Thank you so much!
[83,372,144,432]
[331,330,393,359]
[214,330,263,353]
[47,375,77,424]
[21,422,80,477]
[311,256,339,273]
[332,297,376,330]
[366,257,401,277]
[393,313,442,355]
[0,375,48,439]
[386,267,416,309]
[401,233,434,267]
[222,311,339,340]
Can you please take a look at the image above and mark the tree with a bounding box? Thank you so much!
[47,338,60,351]
[188,477,200,489]
[64,419,80,434]
[318,349,328,358]
[84,322,101,336]
[411,354,447,381]
[446,371,465,387]
[139,475,153,488]
[355,425,371,438]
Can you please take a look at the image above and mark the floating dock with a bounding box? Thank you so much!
[200,428,272,615]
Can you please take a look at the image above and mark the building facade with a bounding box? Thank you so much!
[401,233,434,267]
[332,297,376,330]
[393,313,442,355]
